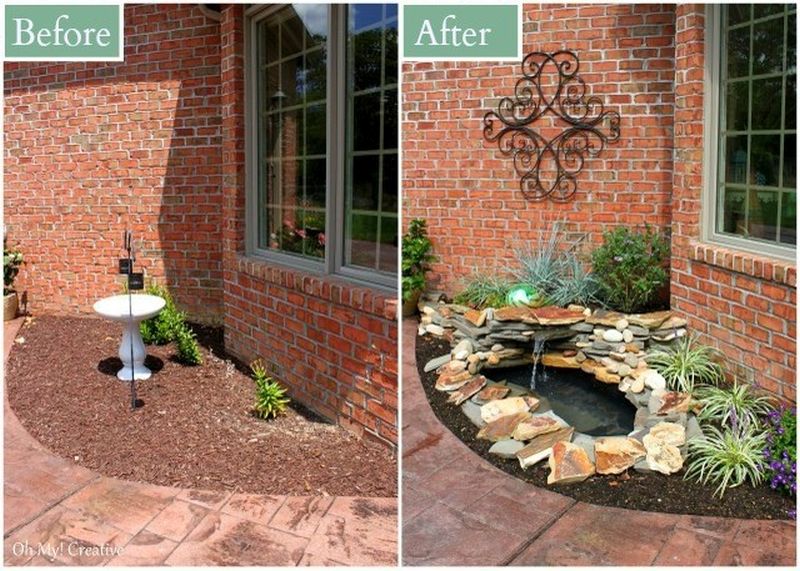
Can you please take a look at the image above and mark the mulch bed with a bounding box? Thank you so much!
[6,315,396,497]
[417,333,794,519]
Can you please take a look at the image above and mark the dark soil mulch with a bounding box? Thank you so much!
[416,333,794,519]
[6,315,396,497]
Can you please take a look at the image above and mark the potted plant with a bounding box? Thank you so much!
[4,236,23,321]
[402,218,435,317]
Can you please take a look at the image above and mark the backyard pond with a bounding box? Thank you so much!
[482,366,635,437]
[417,333,794,519]
[5,315,396,497]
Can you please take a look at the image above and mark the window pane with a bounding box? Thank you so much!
[784,134,796,188]
[750,135,781,186]
[788,14,796,74]
[727,4,750,26]
[344,4,398,274]
[780,192,797,244]
[726,80,749,131]
[352,156,380,210]
[752,17,784,75]
[379,216,398,273]
[754,4,784,19]
[382,153,398,211]
[722,187,747,236]
[728,26,750,78]
[257,5,328,261]
[786,74,796,128]
[726,135,749,184]
[751,77,782,129]
[748,190,779,240]
[353,92,382,151]
[349,214,379,268]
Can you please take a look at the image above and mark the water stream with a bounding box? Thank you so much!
[529,334,547,390]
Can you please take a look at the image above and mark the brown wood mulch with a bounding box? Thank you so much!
[5,315,396,497]
[417,333,794,520]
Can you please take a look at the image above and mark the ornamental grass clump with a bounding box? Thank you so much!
[647,335,725,395]
[590,225,668,313]
[251,359,290,420]
[454,273,514,309]
[763,405,797,499]
[684,414,767,498]
[512,221,601,308]
[695,381,773,429]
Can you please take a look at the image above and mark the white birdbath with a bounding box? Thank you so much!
[93,294,166,381]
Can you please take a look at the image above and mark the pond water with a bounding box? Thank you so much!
[482,365,636,436]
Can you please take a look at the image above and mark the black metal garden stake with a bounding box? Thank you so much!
[120,230,144,410]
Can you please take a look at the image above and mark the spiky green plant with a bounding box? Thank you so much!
[511,220,600,307]
[684,420,767,497]
[647,335,725,395]
[251,359,290,419]
[453,273,514,308]
[695,381,773,429]
[550,254,602,307]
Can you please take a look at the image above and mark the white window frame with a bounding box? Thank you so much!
[702,4,796,262]
[244,3,397,290]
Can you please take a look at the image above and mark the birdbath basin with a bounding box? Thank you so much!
[93,294,166,381]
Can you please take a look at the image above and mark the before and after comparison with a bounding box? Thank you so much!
[0,0,797,568]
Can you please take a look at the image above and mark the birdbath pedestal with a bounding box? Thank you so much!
[93,294,166,381]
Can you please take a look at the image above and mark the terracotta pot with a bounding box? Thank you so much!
[402,289,422,318]
[4,291,18,321]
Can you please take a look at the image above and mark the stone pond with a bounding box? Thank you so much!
[418,300,703,485]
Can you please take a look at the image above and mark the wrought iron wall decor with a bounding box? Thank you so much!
[483,50,621,202]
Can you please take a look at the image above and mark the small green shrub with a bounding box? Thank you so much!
[454,273,514,308]
[695,382,773,429]
[140,284,182,345]
[251,359,290,419]
[590,225,669,313]
[138,283,202,365]
[3,237,23,295]
[402,219,436,302]
[175,324,202,365]
[647,335,725,395]
[685,421,767,498]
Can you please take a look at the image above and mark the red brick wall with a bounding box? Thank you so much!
[219,6,398,448]
[3,4,223,322]
[402,3,677,293]
[670,5,797,402]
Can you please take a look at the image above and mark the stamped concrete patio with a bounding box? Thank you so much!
[3,318,397,567]
[401,319,797,567]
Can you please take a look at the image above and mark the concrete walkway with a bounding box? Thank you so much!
[3,318,397,566]
[402,319,796,566]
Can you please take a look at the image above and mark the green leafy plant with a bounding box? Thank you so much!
[512,221,601,308]
[3,237,23,295]
[590,225,669,313]
[175,323,202,365]
[695,381,773,429]
[138,283,202,365]
[402,219,435,302]
[454,273,514,308]
[251,359,290,419]
[684,420,767,498]
[647,335,725,395]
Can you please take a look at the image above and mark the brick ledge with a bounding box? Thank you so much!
[688,240,796,287]
[234,254,398,320]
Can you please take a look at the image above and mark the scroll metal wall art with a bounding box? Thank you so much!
[483,50,621,202]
